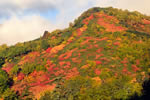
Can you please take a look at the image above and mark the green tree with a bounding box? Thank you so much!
[0,69,10,95]
[41,40,49,50]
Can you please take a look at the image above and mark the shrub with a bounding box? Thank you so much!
[10,65,20,76]
[2,88,18,100]
[0,69,10,95]
[41,40,49,50]
[21,63,36,75]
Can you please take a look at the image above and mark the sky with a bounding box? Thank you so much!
[0,0,149,45]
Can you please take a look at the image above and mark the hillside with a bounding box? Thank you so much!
[0,7,150,100]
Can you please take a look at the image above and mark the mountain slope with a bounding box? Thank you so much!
[0,7,150,100]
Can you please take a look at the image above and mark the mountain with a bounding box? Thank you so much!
[0,7,150,100]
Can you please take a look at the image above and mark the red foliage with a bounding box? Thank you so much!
[54,69,65,76]
[2,63,14,73]
[94,44,99,48]
[81,39,89,45]
[59,61,66,66]
[59,61,71,69]
[132,65,140,72]
[136,59,140,65]
[123,64,127,67]
[46,47,52,53]
[96,61,102,65]
[17,73,25,81]
[99,37,108,41]
[121,57,128,64]
[83,14,94,25]
[77,29,82,36]
[96,48,103,53]
[122,67,128,73]
[80,49,87,52]
[59,57,65,61]
[100,57,110,64]
[78,53,81,57]
[45,60,53,68]
[95,54,104,59]
[30,71,44,77]
[47,65,55,73]
[87,44,93,49]
[95,69,101,75]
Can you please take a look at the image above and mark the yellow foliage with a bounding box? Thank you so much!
[92,77,102,86]
[81,65,89,69]
[148,68,150,73]
[62,41,67,44]
[13,77,17,82]
[25,76,34,83]
[68,37,75,42]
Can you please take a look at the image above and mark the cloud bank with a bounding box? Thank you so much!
[0,0,149,45]
[0,15,56,45]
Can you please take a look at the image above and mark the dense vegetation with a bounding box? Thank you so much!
[0,7,150,100]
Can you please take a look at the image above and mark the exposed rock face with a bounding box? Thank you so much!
[43,31,50,39]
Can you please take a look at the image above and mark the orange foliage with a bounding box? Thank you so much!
[59,48,77,60]
[113,41,120,46]
[72,57,81,63]
[99,37,108,41]
[92,77,101,84]
[12,81,27,95]
[142,19,150,24]
[19,52,40,65]
[96,13,126,32]
[50,44,65,54]
[29,84,56,99]
[51,36,56,39]
[76,25,87,36]
[65,68,79,79]
[17,72,25,81]
[95,69,101,75]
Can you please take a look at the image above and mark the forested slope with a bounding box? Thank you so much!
[0,7,150,100]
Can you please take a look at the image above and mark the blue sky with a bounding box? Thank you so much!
[0,0,149,45]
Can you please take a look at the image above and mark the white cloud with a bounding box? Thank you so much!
[0,0,150,45]
[0,15,56,45]
[95,0,150,15]
[114,0,150,15]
